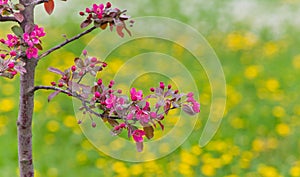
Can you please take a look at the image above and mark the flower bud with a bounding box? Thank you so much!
[174,90,179,94]
[10,50,16,56]
[0,54,6,59]
[58,82,64,87]
[97,79,102,85]
[159,82,165,89]
[50,82,56,86]
[150,87,155,92]
[79,11,85,16]
[94,91,101,98]
[85,8,91,13]
[11,70,17,76]
[92,122,96,128]
[106,2,112,8]
[102,62,107,67]
[168,84,172,89]
[82,49,88,56]
[71,65,76,72]
[8,62,14,69]
[90,57,97,63]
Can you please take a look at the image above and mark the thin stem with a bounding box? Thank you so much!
[38,26,97,60]
[24,0,48,6]
[32,85,121,119]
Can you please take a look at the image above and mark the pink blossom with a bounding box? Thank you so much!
[5,34,19,47]
[192,101,200,113]
[33,25,46,37]
[127,113,134,120]
[92,4,104,19]
[105,94,116,109]
[150,112,157,118]
[130,88,143,101]
[132,129,145,142]
[23,33,39,47]
[0,0,8,5]
[25,47,38,59]
[136,102,151,123]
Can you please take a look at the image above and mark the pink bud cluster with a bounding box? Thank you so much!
[23,25,46,59]
[47,52,201,152]
[79,2,133,37]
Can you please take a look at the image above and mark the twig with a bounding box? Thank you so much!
[24,0,48,7]
[32,85,121,120]
[0,15,18,23]
[38,26,97,60]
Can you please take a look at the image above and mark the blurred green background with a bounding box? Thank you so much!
[1,0,300,176]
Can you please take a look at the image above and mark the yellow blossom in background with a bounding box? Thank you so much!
[44,134,56,145]
[76,151,87,164]
[129,164,144,176]
[181,150,199,166]
[244,65,262,79]
[201,164,216,176]
[272,106,286,118]
[265,79,280,92]
[258,164,281,177]
[276,123,291,137]
[226,32,257,51]
[290,164,300,177]
[0,98,15,112]
[47,168,58,177]
[1,84,15,96]
[263,42,279,57]
[113,162,129,177]
[252,138,265,152]
[292,54,300,69]
[46,120,60,132]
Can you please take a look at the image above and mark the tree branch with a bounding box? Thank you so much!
[0,15,18,23]
[38,26,97,60]
[32,85,121,119]
[24,0,48,7]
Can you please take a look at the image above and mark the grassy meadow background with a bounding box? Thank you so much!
[1,0,300,176]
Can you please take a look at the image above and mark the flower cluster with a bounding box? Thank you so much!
[0,0,8,6]
[23,25,46,59]
[0,25,45,78]
[48,50,200,152]
[79,1,133,37]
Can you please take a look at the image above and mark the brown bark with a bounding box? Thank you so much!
[17,1,36,176]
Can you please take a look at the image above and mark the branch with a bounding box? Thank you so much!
[38,26,97,60]
[0,15,18,23]
[32,85,121,119]
[24,0,48,6]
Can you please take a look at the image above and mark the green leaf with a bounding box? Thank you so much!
[11,25,24,37]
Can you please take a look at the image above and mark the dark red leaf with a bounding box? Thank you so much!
[158,121,164,131]
[143,126,154,139]
[44,0,54,15]
[80,19,92,29]
[116,25,124,38]
[108,118,119,127]
[35,43,43,50]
